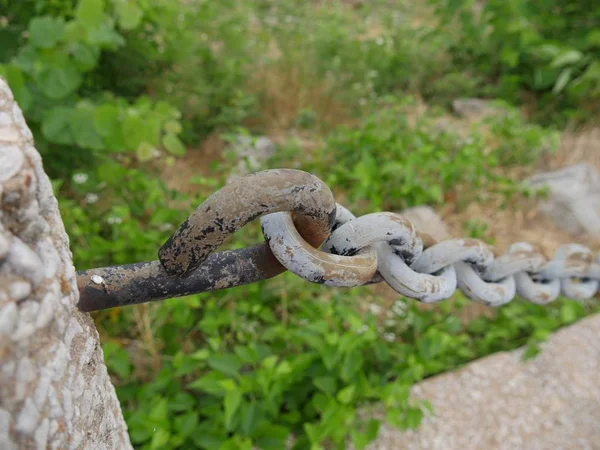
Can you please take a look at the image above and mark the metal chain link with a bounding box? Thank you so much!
[76,169,600,311]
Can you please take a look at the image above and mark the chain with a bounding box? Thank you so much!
[76,169,600,312]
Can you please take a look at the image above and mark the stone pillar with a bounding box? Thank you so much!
[0,79,132,449]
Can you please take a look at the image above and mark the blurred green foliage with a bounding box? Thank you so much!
[2,0,599,449]
[294,97,557,212]
[431,0,600,124]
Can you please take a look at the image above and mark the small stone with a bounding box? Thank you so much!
[227,135,277,182]
[36,237,61,280]
[9,280,32,302]
[12,300,40,340]
[91,275,104,285]
[15,398,40,435]
[34,418,50,450]
[35,292,56,329]
[0,145,24,182]
[528,164,600,236]
[0,301,17,335]
[452,98,506,119]
[6,238,45,286]
[0,111,11,126]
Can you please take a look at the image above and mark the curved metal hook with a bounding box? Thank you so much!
[159,169,336,276]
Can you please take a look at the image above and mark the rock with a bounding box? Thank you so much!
[528,164,600,236]
[227,135,277,182]
[401,206,450,241]
[0,77,132,449]
[452,98,506,119]
[359,313,600,450]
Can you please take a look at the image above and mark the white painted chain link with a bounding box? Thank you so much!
[262,204,600,306]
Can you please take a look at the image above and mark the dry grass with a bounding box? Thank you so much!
[540,126,600,171]
[161,133,226,194]
[247,60,351,134]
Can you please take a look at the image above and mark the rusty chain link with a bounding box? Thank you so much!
[77,169,600,312]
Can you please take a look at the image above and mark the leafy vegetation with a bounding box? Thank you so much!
[431,0,600,124]
[2,0,599,449]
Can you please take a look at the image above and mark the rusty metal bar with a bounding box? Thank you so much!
[76,244,284,312]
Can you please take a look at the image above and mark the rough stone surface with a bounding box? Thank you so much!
[401,206,450,241]
[0,78,132,449]
[227,135,276,182]
[528,163,600,237]
[362,313,600,450]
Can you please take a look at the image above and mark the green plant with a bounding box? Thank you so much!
[103,269,598,450]
[431,0,600,123]
[0,0,187,183]
[292,96,554,213]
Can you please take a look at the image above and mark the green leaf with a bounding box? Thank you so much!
[587,30,600,47]
[149,398,169,423]
[4,65,32,112]
[351,430,369,450]
[218,379,237,392]
[208,354,242,378]
[240,402,261,437]
[522,343,541,360]
[28,16,65,49]
[581,61,600,81]
[122,114,161,150]
[155,100,181,119]
[102,341,132,378]
[336,385,356,405]
[174,411,199,437]
[364,419,380,442]
[234,346,259,364]
[87,22,125,49]
[188,371,228,395]
[71,107,104,150]
[553,68,572,94]
[94,104,120,137]
[191,349,210,360]
[42,107,74,145]
[340,350,363,382]
[71,43,99,71]
[275,360,292,376]
[164,120,182,134]
[150,429,170,450]
[162,133,186,156]
[403,407,424,430]
[500,46,519,68]
[254,424,290,450]
[560,301,582,323]
[170,392,196,412]
[36,61,82,99]
[551,50,583,68]
[116,1,144,30]
[136,142,158,162]
[531,44,561,60]
[76,0,105,28]
[224,389,242,431]
[191,427,227,449]
[313,376,337,396]
[351,419,380,450]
